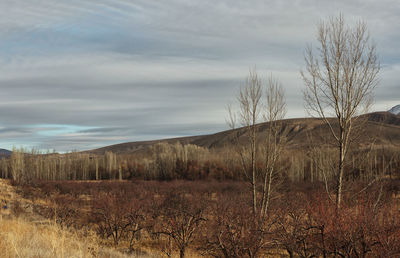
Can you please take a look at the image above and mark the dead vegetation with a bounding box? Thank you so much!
[0,179,157,258]
[2,178,397,257]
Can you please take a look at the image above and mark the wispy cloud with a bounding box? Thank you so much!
[0,0,399,151]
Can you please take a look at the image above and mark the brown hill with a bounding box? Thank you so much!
[88,112,400,155]
[0,149,11,158]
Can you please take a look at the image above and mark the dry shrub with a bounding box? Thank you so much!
[9,179,400,257]
[0,217,98,258]
[200,193,273,258]
[0,217,154,258]
[151,190,207,258]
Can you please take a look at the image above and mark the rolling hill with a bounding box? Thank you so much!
[89,111,400,155]
[0,149,11,158]
[389,104,400,115]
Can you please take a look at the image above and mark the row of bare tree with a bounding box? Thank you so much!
[0,148,119,182]
[0,143,213,183]
[1,144,398,185]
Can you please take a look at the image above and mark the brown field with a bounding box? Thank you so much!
[0,178,399,257]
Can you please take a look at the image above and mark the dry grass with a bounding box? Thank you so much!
[0,216,154,258]
[0,179,160,258]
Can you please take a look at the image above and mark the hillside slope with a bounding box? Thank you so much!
[389,104,400,115]
[89,112,400,155]
[0,149,11,158]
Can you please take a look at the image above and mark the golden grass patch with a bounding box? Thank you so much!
[0,216,147,258]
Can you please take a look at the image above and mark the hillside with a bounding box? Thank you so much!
[389,104,400,115]
[89,111,400,155]
[0,149,11,158]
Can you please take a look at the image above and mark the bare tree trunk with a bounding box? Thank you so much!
[251,124,257,215]
[337,139,345,209]
[95,158,99,180]
[264,167,273,215]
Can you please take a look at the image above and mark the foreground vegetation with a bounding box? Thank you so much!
[8,179,400,257]
[0,216,161,258]
[0,178,157,258]
[0,217,98,258]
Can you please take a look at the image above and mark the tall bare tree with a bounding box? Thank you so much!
[229,68,262,215]
[228,68,286,217]
[301,15,379,209]
[10,147,25,183]
[260,77,287,217]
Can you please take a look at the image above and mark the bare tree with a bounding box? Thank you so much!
[201,195,269,258]
[228,68,286,218]
[301,15,379,209]
[260,77,287,217]
[105,151,117,180]
[152,191,206,258]
[228,68,262,215]
[10,147,25,183]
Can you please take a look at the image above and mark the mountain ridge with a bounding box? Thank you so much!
[88,111,400,155]
[389,104,400,115]
[0,149,11,158]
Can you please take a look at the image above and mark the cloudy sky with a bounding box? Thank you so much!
[0,0,399,152]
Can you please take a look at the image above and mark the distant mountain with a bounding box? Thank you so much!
[88,112,400,155]
[389,105,400,115]
[0,149,11,158]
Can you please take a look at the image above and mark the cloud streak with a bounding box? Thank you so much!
[0,0,399,151]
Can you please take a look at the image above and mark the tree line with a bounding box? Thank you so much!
[1,144,398,184]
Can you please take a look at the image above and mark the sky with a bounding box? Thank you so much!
[0,0,399,152]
